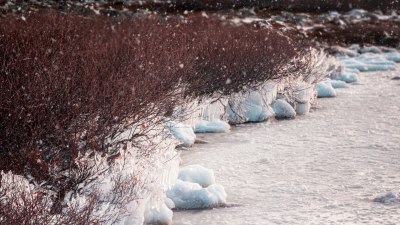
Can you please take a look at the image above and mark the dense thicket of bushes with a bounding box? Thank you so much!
[2,0,398,15]
[0,12,306,194]
[90,0,400,12]
[308,21,400,47]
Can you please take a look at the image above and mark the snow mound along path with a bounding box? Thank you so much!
[227,89,275,124]
[166,121,196,147]
[193,119,230,133]
[178,164,216,188]
[144,203,173,225]
[329,79,348,88]
[385,52,400,63]
[295,102,311,115]
[320,78,348,89]
[167,180,227,210]
[339,54,396,72]
[332,69,359,83]
[316,81,337,98]
[271,99,296,119]
[373,192,400,205]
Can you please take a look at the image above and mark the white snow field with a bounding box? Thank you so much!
[173,66,400,225]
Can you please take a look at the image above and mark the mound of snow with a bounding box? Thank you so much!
[144,203,173,225]
[227,101,272,123]
[241,92,274,122]
[271,99,296,119]
[340,54,396,72]
[166,121,196,147]
[329,80,348,88]
[178,164,215,188]
[385,52,400,63]
[228,88,276,124]
[167,180,227,209]
[344,68,360,73]
[193,119,230,133]
[165,198,175,209]
[330,66,358,83]
[334,71,358,83]
[317,82,337,98]
[373,192,399,204]
[294,84,314,103]
[359,46,382,54]
[295,102,311,115]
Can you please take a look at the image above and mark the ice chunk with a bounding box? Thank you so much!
[227,87,277,124]
[294,84,314,104]
[166,121,196,147]
[193,119,230,133]
[271,99,296,119]
[259,105,275,120]
[227,100,272,123]
[167,180,227,209]
[243,102,266,122]
[359,46,382,54]
[385,52,400,63]
[144,203,173,225]
[344,68,360,73]
[317,82,337,98]
[295,101,311,115]
[242,91,273,122]
[165,197,175,209]
[380,47,398,53]
[178,164,215,188]
[346,64,396,72]
[373,192,399,204]
[340,54,396,72]
[329,80,348,88]
[334,71,358,83]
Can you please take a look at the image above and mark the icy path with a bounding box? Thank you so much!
[173,69,400,225]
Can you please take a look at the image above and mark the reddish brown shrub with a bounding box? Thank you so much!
[0,12,307,207]
[101,0,400,12]
[308,21,400,47]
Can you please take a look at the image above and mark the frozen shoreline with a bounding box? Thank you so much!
[173,66,400,224]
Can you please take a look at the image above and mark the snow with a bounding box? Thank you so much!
[333,70,359,83]
[178,164,216,188]
[165,197,175,209]
[166,180,227,210]
[331,48,400,84]
[293,84,314,104]
[173,66,400,224]
[329,79,348,88]
[144,203,173,225]
[196,98,228,123]
[295,101,311,115]
[331,46,360,57]
[330,65,359,83]
[385,52,400,63]
[359,46,382,54]
[166,121,196,147]
[373,192,399,205]
[316,81,337,97]
[271,99,296,119]
[228,83,277,124]
[193,119,230,133]
[339,54,396,72]
[228,92,272,123]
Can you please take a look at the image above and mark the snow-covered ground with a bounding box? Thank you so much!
[173,66,400,224]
